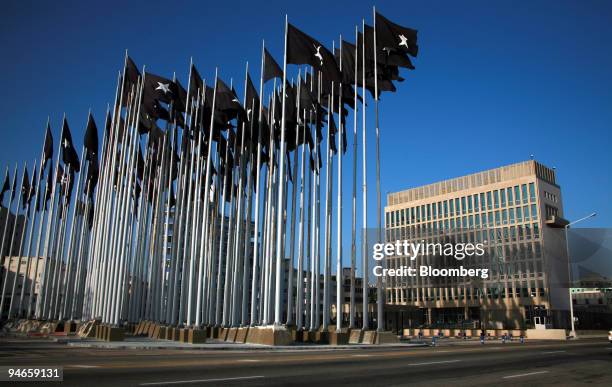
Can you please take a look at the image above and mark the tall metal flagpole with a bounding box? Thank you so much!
[286,71,301,326]
[1,163,27,316]
[241,99,256,326]
[373,6,384,332]
[58,146,85,321]
[199,68,218,324]
[0,165,17,278]
[336,36,344,332]
[36,116,64,319]
[295,108,307,329]
[230,63,250,327]
[274,14,289,327]
[322,95,332,331]
[350,25,358,329]
[361,19,369,330]
[17,124,48,318]
[4,161,36,319]
[250,40,266,326]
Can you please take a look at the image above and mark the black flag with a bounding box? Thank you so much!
[43,166,53,211]
[0,170,9,206]
[61,118,81,172]
[121,56,141,106]
[287,23,342,83]
[43,122,53,170]
[84,112,99,161]
[264,48,283,83]
[375,12,418,58]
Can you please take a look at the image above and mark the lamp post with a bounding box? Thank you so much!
[565,212,596,338]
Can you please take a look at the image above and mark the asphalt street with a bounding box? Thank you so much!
[0,338,610,386]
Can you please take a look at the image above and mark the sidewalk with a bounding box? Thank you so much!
[65,336,428,351]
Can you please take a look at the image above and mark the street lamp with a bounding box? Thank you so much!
[565,212,597,338]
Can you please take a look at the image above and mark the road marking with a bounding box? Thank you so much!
[502,370,549,379]
[408,360,461,366]
[140,375,265,385]
[351,354,373,357]
[237,359,262,362]
[542,350,566,354]
[70,365,101,368]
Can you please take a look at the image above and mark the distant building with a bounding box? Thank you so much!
[384,160,571,330]
[0,207,26,259]
[0,256,50,319]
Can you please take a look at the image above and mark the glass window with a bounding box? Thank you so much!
[487,191,492,209]
[427,204,431,221]
[432,202,437,220]
[455,198,460,216]
[469,215,474,228]
[516,207,523,222]
[533,223,540,239]
[444,201,448,217]
[488,212,494,226]
[386,212,390,227]
[531,204,538,220]
[438,202,443,218]
[401,209,405,225]
[474,194,479,211]
[525,224,531,239]
[502,209,508,224]
[449,199,454,216]
[509,208,515,223]
[475,214,481,227]
[523,205,530,221]
[461,197,466,215]
[529,182,536,201]
[411,207,415,224]
[495,211,500,226]
[522,184,528,203]
[514,185,520,205]
[480,193,486,211]
[494,190,500,209]
[501,189,507,207]
[468,195,473,213]
[507,187,514,204]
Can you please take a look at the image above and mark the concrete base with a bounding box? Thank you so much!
[188,328,207,344]
[209,326,220,339]
[235,327,249,343]
[108,327,124,342]
[361,330,377,344]
[329,330,349,345]
[526,328,567,340]
[166,327,178,341]
[178,328,187,342]
[375,331,400,344]
[227,328,238,342]
[63,321,77,334]
[245,326,293,346]
[349,329,363,344]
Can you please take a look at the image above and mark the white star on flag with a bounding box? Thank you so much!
[156,82,171,94]
[313,44,323,66]
[398,34,409,48]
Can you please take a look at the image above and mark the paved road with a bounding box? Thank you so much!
[0,338,610,386]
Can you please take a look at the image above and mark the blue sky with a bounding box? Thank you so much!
[1,0,611,240]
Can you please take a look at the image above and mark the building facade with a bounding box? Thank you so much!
[384,160,570,330]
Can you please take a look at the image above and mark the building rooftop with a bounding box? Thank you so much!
[387,160,557,206]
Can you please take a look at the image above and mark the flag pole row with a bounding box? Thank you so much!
[0,8,418,334]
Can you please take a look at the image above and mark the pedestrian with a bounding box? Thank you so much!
[480,330,485,345]
[520,335,524,344]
